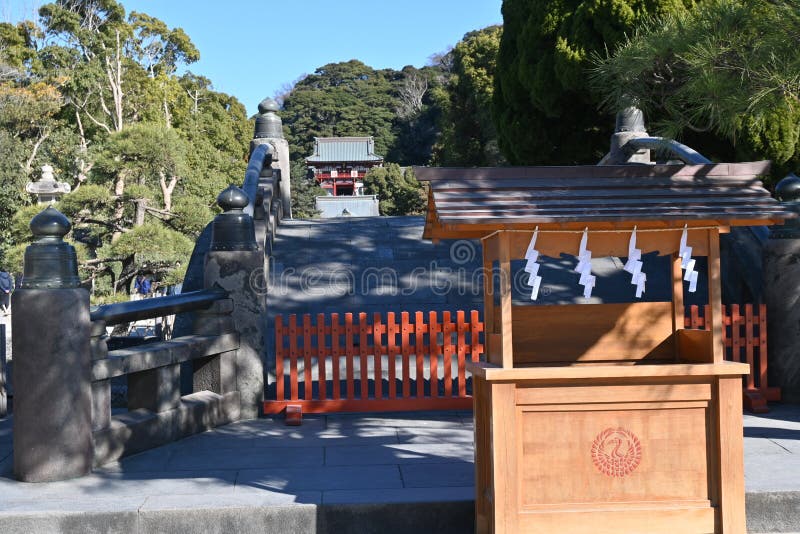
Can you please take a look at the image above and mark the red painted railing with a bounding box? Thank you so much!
[264,310,484,416]
[265,304,776,417]
[684,303,777,412]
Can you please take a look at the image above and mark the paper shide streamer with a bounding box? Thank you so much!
[623,227,646,298]
[679,225,699,293]
[524,227,542,300]
[574,228,595,299]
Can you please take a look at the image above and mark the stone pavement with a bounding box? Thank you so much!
[0,406,798,533]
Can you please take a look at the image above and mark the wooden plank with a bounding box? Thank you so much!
[345,313,355,400]
[503,302,674,363]
[508,228,710,259]
[498,232,513,368]
[745,304,755,390]
[483,241,496,363]
[373,312,383,400]
[415,311,425,398]
[401,311,411,398]
[471,309,483,363]
[429,311,440,398]
[387,312,398,399]
[414,160,770,182]
[731,304,742,367]
[490,382,518,533]
[691,305,702,329]
[263,396,474,415]
[443,311,453,397]
[707,230,725,363]
[331,313,341,400]
[275,315,284,401]
[716,376,747,532]
[457,310,467,397]
[289,314,299,401]
[435,185,770,202]
[515,384,711,405]
[317,313,327,401]
[671,254,684,350]
[359,312,369,399]
[469,361,750,381]
[303,314,313,401]
[759,304,769,392]
[516,507,715,534]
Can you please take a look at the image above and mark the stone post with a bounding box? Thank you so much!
[764,174,800,401]
[251,98,292,219]
[12,207,92,481]
[599,106,651,165]
[204,186,265,419]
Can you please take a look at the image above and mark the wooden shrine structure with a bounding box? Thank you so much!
[416,162,795,534]
[305,137,384,196]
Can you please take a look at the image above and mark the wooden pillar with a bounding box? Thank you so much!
[671,252,685,360]
[707,229,724,362]
[483,246,495,362]
[497,232,513,369]
[716,376,746,532]
[490,381,518,534]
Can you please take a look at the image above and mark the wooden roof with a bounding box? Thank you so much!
[415,162,795,238]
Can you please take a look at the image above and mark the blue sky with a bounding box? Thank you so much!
[3,0,503,115]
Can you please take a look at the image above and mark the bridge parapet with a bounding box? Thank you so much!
[11,180,267,481]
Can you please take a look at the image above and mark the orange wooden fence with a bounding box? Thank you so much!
[265,304,776,416]
[263,310,484,415]
[685,303,777,412]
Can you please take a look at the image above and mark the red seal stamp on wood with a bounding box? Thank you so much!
[591,427,642,477]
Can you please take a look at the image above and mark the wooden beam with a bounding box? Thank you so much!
[498,232,514,369]
[671,253,685,362]
[707,229,724,363]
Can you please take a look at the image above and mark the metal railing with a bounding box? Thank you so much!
[90,286,228,326]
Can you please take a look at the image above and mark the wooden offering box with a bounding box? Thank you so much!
[416,162,795,534]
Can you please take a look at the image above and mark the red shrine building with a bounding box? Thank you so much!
[305,137,384,196]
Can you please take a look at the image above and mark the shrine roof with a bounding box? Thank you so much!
[305,137,384,163]
[415,162,796,237]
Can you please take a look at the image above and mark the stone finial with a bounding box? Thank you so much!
[770,174,800,239]
[776,174,800,203]
[253,97,284,140]
[30,205,72,241]
[615,106,646,133]
[217,185,250,212]
[210,186,258,251]
[258,98,280,115]
[22,206,80,288]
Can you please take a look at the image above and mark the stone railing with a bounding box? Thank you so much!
[11,184,266,482]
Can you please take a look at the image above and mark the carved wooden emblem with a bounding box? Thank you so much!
[591,428,642,477]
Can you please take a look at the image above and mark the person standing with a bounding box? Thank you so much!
[0,270,13,314]
[132,274,152,301]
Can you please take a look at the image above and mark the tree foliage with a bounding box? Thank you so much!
[591,0,800,181]
[281,60,398,164]
[0,0,249,297]
[434,25,504,166]
[493,0,695,165]
[363,164,426,216]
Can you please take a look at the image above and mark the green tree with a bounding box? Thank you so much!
[281,60,398,163]
[363,164,426,216]
[0,3,250,297]
[591,0,800,181]
[493,0,695,165]
[434,25,505,166]
[289,159,324,218]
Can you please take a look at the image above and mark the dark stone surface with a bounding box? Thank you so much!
[764,238,800,401]
[127,364,181,413]
[12,288,92,482]
[205,251,265,419]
